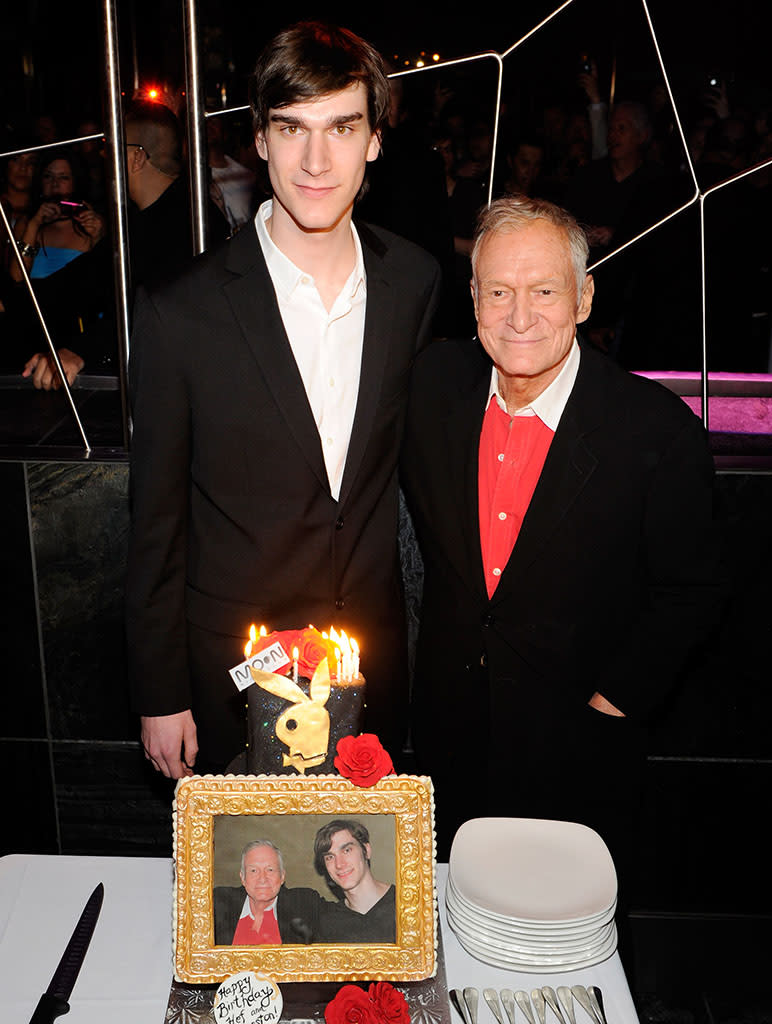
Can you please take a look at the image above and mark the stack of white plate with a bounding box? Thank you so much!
[446,818,618,972]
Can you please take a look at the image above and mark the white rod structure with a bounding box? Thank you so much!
[183,0,208,256]
[102,0,132,447]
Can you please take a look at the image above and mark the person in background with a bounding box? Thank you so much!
[207,114,258,232]
[124,99,228,289]
[11,149,105,389]
[1,150,37,230]
[11,150,104,283]
[499,134,545,199]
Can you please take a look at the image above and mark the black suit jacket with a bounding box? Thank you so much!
[401,339,725,850]
[126,221,441,765]
[213,885,322,945]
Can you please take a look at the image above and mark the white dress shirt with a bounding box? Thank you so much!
[488,338,581,429]
[239,893,279,921]
[255,200,366,501]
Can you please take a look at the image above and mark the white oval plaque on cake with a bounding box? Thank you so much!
[214,971,282,1024]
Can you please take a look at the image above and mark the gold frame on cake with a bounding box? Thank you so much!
[173,774,436,984]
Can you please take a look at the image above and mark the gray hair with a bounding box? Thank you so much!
[240,839,284,877]
[471,195,590,303]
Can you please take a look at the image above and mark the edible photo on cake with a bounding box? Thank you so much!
[211,813,397,945]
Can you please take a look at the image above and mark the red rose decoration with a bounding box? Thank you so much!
[295,626,339,678]
[325,985,377,1024]
[334,733,394,787]
[368,983,410,1024]
[325,983,409,1024]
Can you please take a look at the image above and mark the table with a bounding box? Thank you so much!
[1,856,638,1023]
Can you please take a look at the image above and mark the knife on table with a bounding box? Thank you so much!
[29,882,104,1023]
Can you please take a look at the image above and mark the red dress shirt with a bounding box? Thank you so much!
[231,901,282,944]
[478,400,554,598]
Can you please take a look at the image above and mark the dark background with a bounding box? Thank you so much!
[3,0,772,140]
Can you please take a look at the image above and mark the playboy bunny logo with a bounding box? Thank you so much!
[250,659,332,773]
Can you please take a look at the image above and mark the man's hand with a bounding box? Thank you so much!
[589,692,625,717]
[578,62,601,104]
[23,348,84,390]
[141,710,199,779]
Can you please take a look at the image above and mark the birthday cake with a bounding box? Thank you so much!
[239,625,367,776]
[172,628,437,988]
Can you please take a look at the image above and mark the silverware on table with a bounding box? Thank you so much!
[515,990,537,1024]
[450,989,470,1024]
[569,986,596,1024]
[464,988,480,1024]
[29,882,104,1024]
[542,986,568,1024]
[484,989,507,1024]
[531,988,547,1024]
[557,988,576,1024]
[588,987,607,1024]
[501,989,517,1024]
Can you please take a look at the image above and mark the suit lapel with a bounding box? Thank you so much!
[338,229,390,507]
[440,348,490,600]
[221,227,329,492]
[491,347,606,600]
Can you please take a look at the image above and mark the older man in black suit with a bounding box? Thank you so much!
[401,196,724,876]
[214,839,323,945]
[126,22,440,778]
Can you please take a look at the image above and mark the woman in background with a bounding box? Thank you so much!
[12,150,104,282]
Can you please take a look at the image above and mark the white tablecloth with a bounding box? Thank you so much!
[0,855,638,1023]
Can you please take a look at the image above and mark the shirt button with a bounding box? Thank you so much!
[326,437,333,446]
[335,515,344,530]
[497,453,505,462]
[335,597,345,610]
[329,377,335,388]
[492,567,501,576]
[498,512,507,521]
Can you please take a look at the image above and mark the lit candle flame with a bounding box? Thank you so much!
[329,627,358,680]
[244,623,266,659]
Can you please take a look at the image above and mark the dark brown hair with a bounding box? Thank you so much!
[250,22,390,137]
[313,819,371,899]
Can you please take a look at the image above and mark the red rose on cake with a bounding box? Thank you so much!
[295,626,339,678]
[247,625,349,679]
[325,985,378,1024]
[335,733,394,787]
[368,983,410,1024]
[325,984,409,1024]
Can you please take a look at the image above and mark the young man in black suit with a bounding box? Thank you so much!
[127,22,441,778]
[401,196,724,876]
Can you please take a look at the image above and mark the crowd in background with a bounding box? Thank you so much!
[2,57,771,388]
